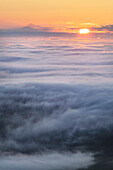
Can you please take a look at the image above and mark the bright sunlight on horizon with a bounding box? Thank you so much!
[78,28,90,34]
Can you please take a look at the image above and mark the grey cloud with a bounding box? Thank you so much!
[0,152,94,170]
[91,24,113,31]
[0,67,55,74]
[0,56,27,62]
[0,27,75,37]
[0,84,113,153]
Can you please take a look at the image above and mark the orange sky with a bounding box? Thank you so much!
[0,0,113,28]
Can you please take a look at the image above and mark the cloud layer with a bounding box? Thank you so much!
[0,31,113,169]
[0,84,113,153]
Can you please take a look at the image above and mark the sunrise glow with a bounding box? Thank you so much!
[0,0,113,28]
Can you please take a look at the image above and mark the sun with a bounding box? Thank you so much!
[78,28,90,34]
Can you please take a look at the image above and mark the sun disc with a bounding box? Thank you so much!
[78,28,90,34]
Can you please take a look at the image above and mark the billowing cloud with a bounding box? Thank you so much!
[0,83,113,153]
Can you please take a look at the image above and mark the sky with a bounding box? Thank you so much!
[0,0,113,29]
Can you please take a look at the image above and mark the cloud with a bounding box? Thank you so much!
[91,24,113,32]
[0,23,113,37]
[0,24,75,37]
[0,56,27,62]
[0,84,113,154]
[22,24,54,32]
[0,152,94,170]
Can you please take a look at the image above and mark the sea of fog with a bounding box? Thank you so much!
[0,35,113,169]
